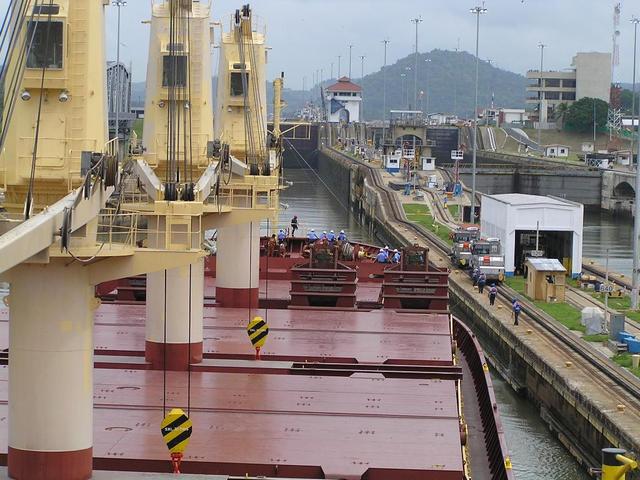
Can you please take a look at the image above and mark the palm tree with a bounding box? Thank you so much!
[553,102,569,129]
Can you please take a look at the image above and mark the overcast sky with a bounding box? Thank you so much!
[2,0,639,88]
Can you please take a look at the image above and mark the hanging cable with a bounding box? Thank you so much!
[163,269,168,417]
[248,221,253,323]
[25,0,55,219]
[187,263,192,416]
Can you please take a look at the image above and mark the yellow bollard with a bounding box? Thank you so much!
[601,448,638,480]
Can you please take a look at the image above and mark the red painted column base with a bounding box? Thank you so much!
[215,287,259,308]
[145,341,203,371]
[8,446,92,480]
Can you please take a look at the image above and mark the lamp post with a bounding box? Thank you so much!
[330,62,334,80]
[470,4,487,224]
[113,0,127,162]
[400,73,407,110]
[424,58,431,115]
[537,42,547,149]
[382,39,390,145]
[359,56,365,120]
[411,16,423,111]
[349,44,354,78]
[337,55,342,78]
[631,16,640,309]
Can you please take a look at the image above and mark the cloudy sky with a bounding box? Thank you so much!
[3,0,639,87]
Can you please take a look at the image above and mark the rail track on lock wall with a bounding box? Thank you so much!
[327,146,640,419]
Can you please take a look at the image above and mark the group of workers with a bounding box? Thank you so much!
[306,229,348,243]
[376,246,401,264]
[471,267,521,325]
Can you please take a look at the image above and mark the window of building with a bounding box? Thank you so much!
[545,92,560,100]
[230,71,249,96]
[33,4,60,15]
[162,55,187,87]
[562,79,576,88]
[562,92,576,101]
[26,21,63,69]
[545,78,561,88]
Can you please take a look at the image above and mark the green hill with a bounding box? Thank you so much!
[131,49,529,121]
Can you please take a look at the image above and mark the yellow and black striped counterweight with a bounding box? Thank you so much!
[160,408,193,454]
[247,316,269,349]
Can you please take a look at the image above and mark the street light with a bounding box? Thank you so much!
[405,66,412,109]
[470,4,487,223]
[112,0,127,162]
[337,55,342,78]
[411,16,423,111]
[424,58,431,115]
[359,55,365,120]
[400,73,407,110]
[537,42,547,149]
[382,39,390,145]
[631,16,640,309]
[348,44,354,78]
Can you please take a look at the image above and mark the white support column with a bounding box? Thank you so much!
[7,262,94,480]
[145,258,204,370]
[215,222,260,308]
[144,215,204,370]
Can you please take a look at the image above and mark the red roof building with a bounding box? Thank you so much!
[326,76,362,93]
[326,77,362,123]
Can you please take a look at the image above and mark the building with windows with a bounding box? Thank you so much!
[526,52,611,128]
[326,77,362,123]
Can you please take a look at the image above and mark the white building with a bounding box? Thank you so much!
[480,194,583,278]
[526,52,611,128]
[326,77,362,123]
[498,108,528,126]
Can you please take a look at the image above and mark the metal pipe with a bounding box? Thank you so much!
[470,5,487,224]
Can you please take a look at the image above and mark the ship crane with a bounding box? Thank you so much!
[122,1,284,369]
[0,2,202,479]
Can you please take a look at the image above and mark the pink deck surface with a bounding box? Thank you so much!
[0,366,464,478]
[0,305,454,365]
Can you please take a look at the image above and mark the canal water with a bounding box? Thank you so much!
[583,209,634,277]
[280,168,590,480]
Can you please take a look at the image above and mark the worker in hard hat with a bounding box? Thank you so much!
[392,249,401,263]
[327,230,336,242]
[307,229,319,242]
[337,230,347,242]
[376,249,388,263]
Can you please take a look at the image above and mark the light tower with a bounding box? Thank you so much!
[411,16,423,110]
[470,4,487,223]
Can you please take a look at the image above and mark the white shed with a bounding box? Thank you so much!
[480,194,583,278]
[544,144,570,158]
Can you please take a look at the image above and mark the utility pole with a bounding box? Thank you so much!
[113,0,127,162]
[337,55,342,78]
[470,5,487,224]
[631,18,639,171]
[632,17,640,309]
[349,44,354,78]
[537,42,547,149]
[331,62,334,80]
[360,55,366,80]
[411,16,423,110]
[382,39,390,144]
